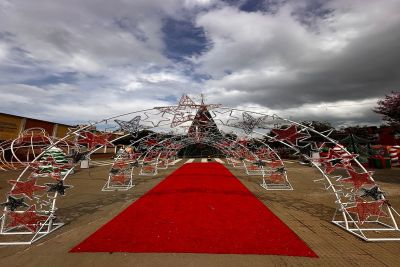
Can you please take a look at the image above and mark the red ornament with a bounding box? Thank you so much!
[143,166,156,172]
[7,205,48,232]
[145,139,159,147]
[346,199,388,224]
[9,178,46,199]
[113,160,129,169]
[325,159,352,174]
[318,148,355,173]
[271,125,308,145]
[340,170,375,190]
[78,132,113,149]
[266,173,285,184]
[268,160,283,168]
[111,174,127,184]
[320,148,356,162]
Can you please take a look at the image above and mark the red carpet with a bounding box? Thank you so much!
[70,163,317,257]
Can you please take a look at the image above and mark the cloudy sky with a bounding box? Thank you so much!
[0,0,399,127]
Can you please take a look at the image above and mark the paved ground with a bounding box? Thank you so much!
[0,158,400,266]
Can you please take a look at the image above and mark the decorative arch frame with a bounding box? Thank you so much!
[1,95,399,245]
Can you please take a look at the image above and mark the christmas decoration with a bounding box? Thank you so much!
[271,125,310,145]
[340,170,376,190]
[1,93,400,245]
[115,116,142,137]
[45,180,73,196]
[8,178,47,200]
[346,199,388,224]
[359,186,385,201]
[6,205,48,233]
[0,196,29,211]
[77,131,113,149]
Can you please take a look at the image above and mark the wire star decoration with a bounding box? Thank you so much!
[0,196,29,211]
[115,116,142,137]
[271,124,310,145]
[45,180,73,196]
[142,110,171,127]
[6,205,49,232]
[339,169,376,190]
[346,198,388,224]
[234,112,267,134]
[8,178,47,200]
[359,186,385,201]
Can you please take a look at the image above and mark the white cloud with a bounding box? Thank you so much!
[184,0,216,8]
[0,0,399,127]
[0,42,8,61]
[195,5,319,77]
[192,0,400,121]
[0,0,176,74]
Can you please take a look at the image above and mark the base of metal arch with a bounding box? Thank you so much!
[0,215,64,246]
[331,207,400,241]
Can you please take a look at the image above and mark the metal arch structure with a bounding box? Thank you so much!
[109,129,292,190]
[0,128,76,171]
[0,94,399,245]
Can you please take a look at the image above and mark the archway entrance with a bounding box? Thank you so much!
[177,143,224,158]
[0,94,399,245]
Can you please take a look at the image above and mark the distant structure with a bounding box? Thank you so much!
[0,112,73,142]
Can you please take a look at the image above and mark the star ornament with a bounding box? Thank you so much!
[360,186,385,201]
[266,173,286,184]
[268,160,283,168]
[6,205,48,232]
[324,158,353,174]
[45,180,73,196]
[178,94,197,108]
[319,149,354,174]
[113,160,129,169]
[171,111,196,128]
[340,170,375,190]
[115,116,142,137]
[9,178,47,200]
[0,196,29,211]
[142,110,171,127]
[346,199,388,224]
[111,174,127,184]
[77,131,113,149]
[236,112,266,134]
[320,148,356,163]
[271,125,310,145]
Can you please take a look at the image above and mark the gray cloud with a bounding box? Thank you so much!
[0,0,398,127]
[194,1,400,125]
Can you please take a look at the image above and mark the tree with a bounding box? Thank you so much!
[374,91,400,126]
[301,120,333,132]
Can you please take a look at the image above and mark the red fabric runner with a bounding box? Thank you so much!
[70,163,317,257]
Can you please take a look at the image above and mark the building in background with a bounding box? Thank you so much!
[0,112,74,142]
